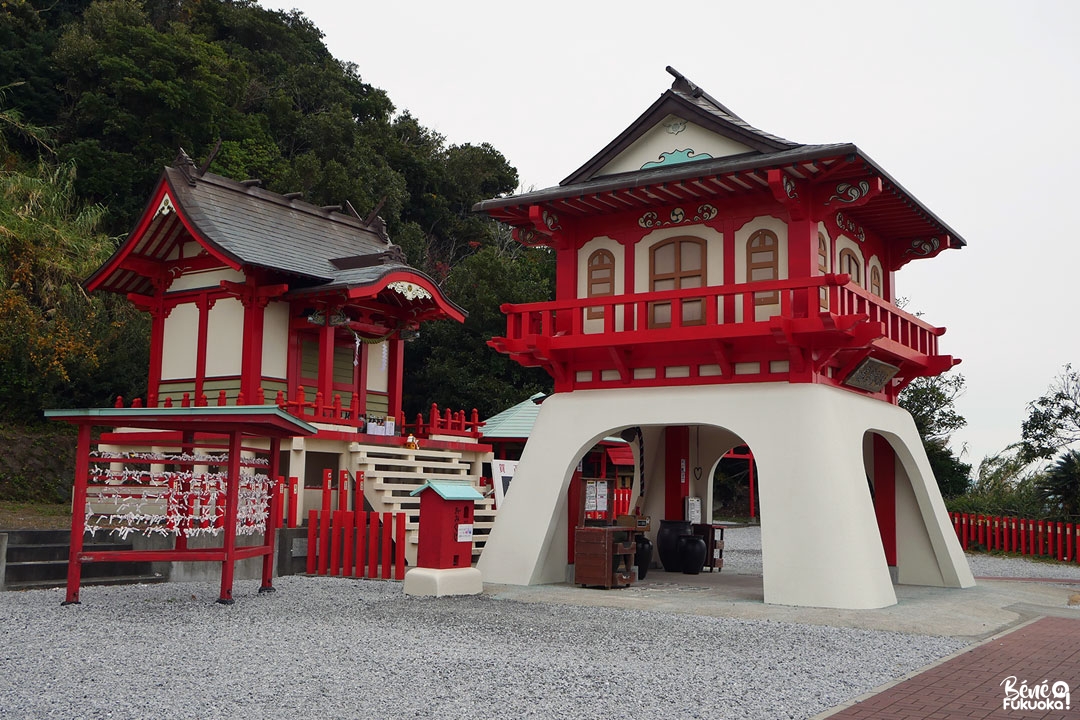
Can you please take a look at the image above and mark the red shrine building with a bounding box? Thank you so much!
[474,68,973,609]
[72,151,495,571]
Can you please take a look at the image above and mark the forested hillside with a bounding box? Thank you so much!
[0,0,554,431]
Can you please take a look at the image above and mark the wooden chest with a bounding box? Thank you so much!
[574,526,635,589]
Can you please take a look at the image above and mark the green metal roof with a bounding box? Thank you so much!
[44,405,318,438]
[409,479,484,501]
[479,392,546,440]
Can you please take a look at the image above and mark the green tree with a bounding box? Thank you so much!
[0,160,147,420]
[898,373,971,496]
[403,231,554,420]
[1020,364,1080,463]
[1035,449,1080,521]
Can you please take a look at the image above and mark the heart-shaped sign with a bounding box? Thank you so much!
[693,466,703,482]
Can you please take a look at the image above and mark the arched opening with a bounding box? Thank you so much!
[562,423,756,581]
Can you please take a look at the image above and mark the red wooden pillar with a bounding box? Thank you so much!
[62,424,92,605]
[194,293,212,401]
[146,303,166,403]
[260,437,281,592]
[387,338,405,425]
[318,314,335,408]
[664,426,690,521]
[218,429,243,604]
[872,435,896,566]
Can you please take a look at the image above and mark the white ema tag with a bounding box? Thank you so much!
[457,524,474,542]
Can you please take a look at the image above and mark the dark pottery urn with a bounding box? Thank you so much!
[656,519,691,572]
[634,534,654,580]
[677,534,707,575]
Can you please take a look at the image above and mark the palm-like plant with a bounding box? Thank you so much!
[1036,450,1080,521]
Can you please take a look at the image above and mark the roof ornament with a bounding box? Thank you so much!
[664,66,742,120]
[174,148,197,186]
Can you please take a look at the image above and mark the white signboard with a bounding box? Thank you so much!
[585,481,597,512]
[492,459,518,508]
[596,482,609,512]
[457,524,474,542]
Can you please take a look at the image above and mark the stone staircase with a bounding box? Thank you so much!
[354,445,495,565]
[0,529,165,591]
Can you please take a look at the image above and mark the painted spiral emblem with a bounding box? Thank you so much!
[670,207,685,223]
[829,180,871,203]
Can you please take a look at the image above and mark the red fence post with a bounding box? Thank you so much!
[1037,520,1045,556]
[354,471,365,512]
[381,512,392,579]
[322,468,332,515]
[287,476,299,529]
[330,510,343,576]
[1058,522,1065,561]
[367,511,378,578]
[338,469,349,513]
[317,510,330,576]
[1010,517,1018,553]
[342,511,355,577]
[355,512,367,578]
[394,512,406,580]
[306,510,317,575]
[961,514,969,550]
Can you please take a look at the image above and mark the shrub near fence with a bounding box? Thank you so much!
[948,512,1078,564]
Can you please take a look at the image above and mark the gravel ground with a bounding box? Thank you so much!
[3,527,1076,720]
[0,577,966,720]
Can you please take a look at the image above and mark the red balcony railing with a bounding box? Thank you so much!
[494,273,944,361]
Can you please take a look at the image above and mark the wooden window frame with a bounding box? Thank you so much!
[870,265,882,297]
[648,236,706,328]
[818,232,830,310]
[586,249,616,320]
[839,248,862,287]
[747,229,779,306]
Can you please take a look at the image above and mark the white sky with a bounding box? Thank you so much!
[262,0,1080,468]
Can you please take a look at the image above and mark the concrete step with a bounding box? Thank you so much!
[5,558,156,584]
[4,573,167,592]
[6,542,132,563]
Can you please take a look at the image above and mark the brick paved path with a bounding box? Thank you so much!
[826,616,1080,719]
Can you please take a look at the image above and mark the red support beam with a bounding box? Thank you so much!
[62,425,92,605]
[217,430,243,604]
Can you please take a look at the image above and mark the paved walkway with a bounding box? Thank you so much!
[822,616,1080,719]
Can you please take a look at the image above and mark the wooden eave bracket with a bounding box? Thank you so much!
[817,176,883,209]
[766,169,809,220]
[509,205,567,249]
[891,233,952,270]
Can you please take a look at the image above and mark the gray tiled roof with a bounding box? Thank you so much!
[165,166,406,284]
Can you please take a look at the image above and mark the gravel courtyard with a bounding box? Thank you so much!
[1,528,1078,720]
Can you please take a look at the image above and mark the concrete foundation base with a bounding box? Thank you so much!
[477,383,974,610]
[403,567,483,597]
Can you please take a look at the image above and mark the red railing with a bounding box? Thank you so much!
[405,404,484,440]
[275,386,361,425]
[496,273,944,359]
[948,512,1078,564]
[112,392,483,443]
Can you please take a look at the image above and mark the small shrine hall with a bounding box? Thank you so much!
[474,67,974,609]
[51,150,493,603]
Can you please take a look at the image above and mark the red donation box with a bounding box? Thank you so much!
[410,480,484,569]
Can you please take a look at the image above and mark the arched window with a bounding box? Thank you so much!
[649,236,705,328]
[818,232,830,309]
[839,248,862,287]
[870,265,882,297]
[586,249,615,319]
[747,229,779,305]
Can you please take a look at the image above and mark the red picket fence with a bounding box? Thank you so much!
[306,509,407,580]
[948,512,1078,563]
